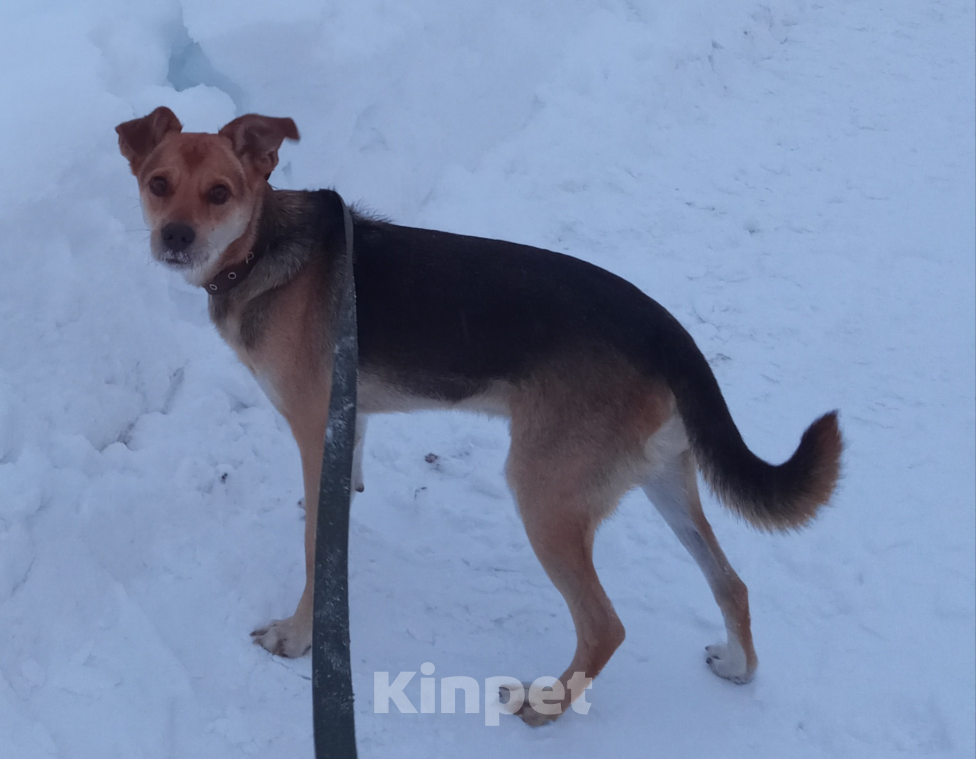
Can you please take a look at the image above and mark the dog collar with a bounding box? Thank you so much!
[204,250,260,294]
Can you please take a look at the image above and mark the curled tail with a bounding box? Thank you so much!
[665,340,843,532]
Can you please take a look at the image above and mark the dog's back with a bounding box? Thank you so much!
[353,206,684,394]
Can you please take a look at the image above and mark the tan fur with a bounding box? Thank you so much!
[502,360,676,721]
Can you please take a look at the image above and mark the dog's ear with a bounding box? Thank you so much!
[218,114,300,180]
[116,107,183,175]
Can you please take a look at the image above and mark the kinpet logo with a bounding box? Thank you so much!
[374,662,592,726]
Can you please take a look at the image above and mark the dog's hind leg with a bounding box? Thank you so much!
[642,449,757,683]
[504,433,629,725]
[510,491,626,725]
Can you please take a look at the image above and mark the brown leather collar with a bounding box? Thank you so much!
[204,249,260,294]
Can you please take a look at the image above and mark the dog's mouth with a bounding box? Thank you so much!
[160,250,196,269]
[159,250,193,267]
[150,237,223,288]
[151,239,198,268]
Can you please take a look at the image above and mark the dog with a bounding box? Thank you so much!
[116,107,843,726]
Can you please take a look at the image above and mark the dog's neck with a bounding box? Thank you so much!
[208,190,309,296]
[203,186,274,295]
[207,188,341,348]
[203,249,262,294]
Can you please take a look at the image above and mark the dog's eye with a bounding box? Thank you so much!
[148,176,168,197]
[209,185,230,205]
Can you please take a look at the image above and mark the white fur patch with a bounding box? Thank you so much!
[705,636,752,683]
[642,413,689,475]
[181,208,250,287]
[146,203,250,287]
[357,373,510,416]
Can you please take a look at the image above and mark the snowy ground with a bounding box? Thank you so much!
[1,0,973,757]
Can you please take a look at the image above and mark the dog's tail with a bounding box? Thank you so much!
[663,333,843,531]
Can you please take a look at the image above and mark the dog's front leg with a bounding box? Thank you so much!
[251,400,329,658]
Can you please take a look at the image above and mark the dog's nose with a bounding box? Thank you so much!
[161,222,196,252]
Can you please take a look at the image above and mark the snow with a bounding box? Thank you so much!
[1,0,973,756]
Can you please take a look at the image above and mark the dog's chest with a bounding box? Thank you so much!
[232,340,287,413]
[212,304,248,359]
[212,303,287,412]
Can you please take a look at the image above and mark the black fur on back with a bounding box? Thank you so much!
[350,209,691,396]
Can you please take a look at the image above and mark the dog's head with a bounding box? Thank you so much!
[116,107,299,286]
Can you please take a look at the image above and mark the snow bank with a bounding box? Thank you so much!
[1,1,973,757]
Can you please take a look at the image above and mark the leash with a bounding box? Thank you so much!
[312,195,359,758]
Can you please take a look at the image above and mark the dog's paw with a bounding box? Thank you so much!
[251,616,312,658]
[499,683,562,728]
[705,643,754,684]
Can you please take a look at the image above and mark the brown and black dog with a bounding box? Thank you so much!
[116,107,842,725]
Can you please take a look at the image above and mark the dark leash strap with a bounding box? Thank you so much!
[312,195,359,758]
